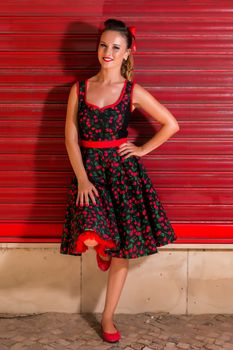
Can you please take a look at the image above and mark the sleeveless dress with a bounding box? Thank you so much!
[60,78,177,259]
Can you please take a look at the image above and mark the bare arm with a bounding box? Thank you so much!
[132,83,180,156]
[65,82,88,181]
[65,82,99,206]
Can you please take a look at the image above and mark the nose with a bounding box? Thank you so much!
[104,47,113,56]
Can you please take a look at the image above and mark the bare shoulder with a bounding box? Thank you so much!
[65,81,79,122]
[66,81,79,108]
[131,82,169,113]
[131,82,158,111]
[131,82,180,128]
[70,81,79,98]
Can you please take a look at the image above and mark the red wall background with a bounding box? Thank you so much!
[1,1,233,244]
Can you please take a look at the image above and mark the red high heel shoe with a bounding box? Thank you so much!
[100,321,121,342]
[94,244,112,271]
[96,252,112,271]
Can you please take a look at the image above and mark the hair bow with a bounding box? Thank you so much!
[128,25,136,52]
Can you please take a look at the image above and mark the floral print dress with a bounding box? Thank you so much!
[60,78,177,259]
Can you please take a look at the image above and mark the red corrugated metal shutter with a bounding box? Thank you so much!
[1,2,233,243]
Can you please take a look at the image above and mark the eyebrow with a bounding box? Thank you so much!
[100,40,120,46]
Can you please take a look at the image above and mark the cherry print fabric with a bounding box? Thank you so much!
[60,79,177,259]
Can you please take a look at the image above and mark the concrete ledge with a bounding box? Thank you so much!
[1,244,233,314]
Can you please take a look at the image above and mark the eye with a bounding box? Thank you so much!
[99,43,119,49]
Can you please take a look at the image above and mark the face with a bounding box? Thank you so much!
[97,30,131,68]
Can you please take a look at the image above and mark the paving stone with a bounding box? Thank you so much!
[177,343,190,349]
[0,312,232,349]
[12,336,26,342]
[205,344,223,350]
[219,335,232,342]
[10,344,26,350]
[130,342,145,349]
[0,346,10,350]
[164,342,177,350]
[56,338,71,346]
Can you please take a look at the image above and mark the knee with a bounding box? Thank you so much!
[83,239,98,247]
[111,257,129,266]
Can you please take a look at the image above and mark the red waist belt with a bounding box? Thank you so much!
[79,138,128,148]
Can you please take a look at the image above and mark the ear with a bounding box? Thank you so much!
[124,48,131,60]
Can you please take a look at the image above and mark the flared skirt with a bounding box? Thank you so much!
[60,147,177,259]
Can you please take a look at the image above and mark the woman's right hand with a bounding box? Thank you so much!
[76,178,99,206]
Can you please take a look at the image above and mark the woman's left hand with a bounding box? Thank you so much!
[117,141,144,159]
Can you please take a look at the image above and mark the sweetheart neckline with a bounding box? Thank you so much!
[84,79,127,111]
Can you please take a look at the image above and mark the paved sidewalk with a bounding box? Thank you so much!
[0,312,232,350]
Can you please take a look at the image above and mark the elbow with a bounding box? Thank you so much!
[164,121,180,133]
[169,124,180,137]
[174,123,180,133]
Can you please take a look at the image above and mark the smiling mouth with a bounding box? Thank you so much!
[103,57,113,62]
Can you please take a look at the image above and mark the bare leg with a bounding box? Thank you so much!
[84,239,111,261]
[84,239,98,247]
[101,257,129,332]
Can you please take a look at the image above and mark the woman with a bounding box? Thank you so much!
[60,18,179,343]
